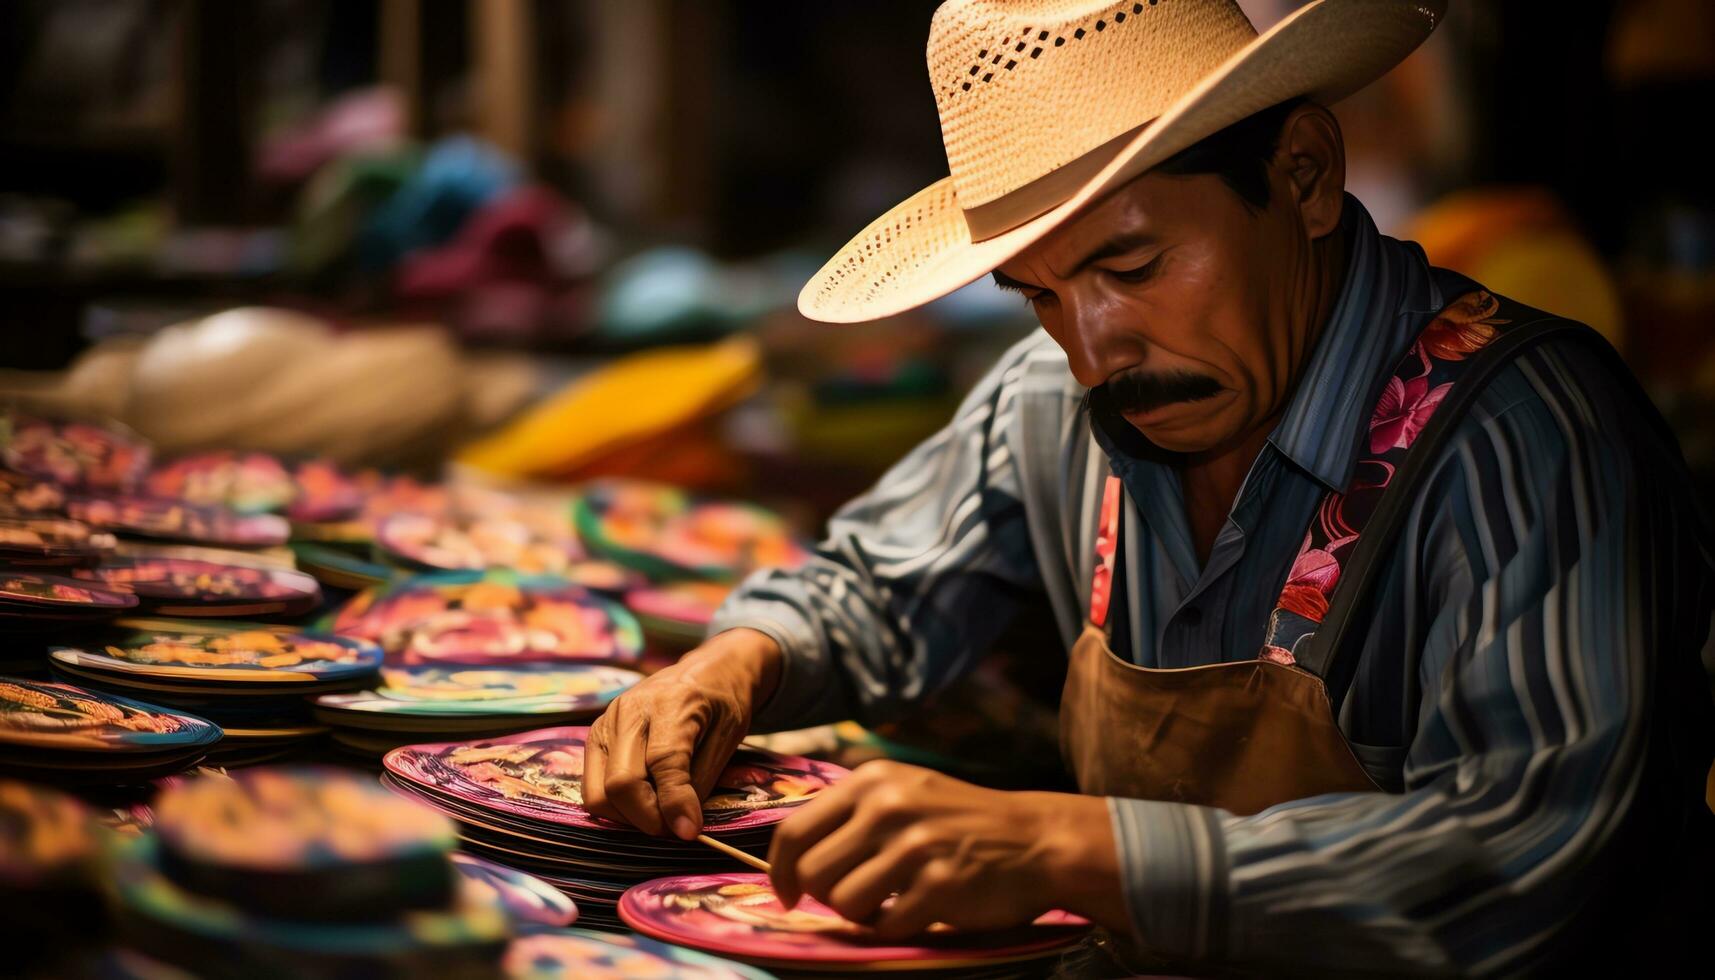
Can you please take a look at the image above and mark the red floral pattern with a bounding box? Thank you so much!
[1261,291,1508,665]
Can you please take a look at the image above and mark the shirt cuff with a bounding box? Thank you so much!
[1106,797,1231,963]
[706,589,845,733]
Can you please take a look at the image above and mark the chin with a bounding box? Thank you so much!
[1131,424,1225,454]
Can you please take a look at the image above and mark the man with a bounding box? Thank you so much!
[586,0,1715,974]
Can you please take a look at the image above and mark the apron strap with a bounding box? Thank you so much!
[1299,317,1614,707]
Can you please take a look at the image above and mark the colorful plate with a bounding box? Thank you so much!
[571,480,808,582]
[0,677,222,752]
[618,874,1090,969]
[0,412,152,492]
[0,470,67,516]
[72,556,322,614]
[285,459,364,523]
[0,517,115,566]
[315,663,639,717]
[503,927,776,979]
[330,571,642,667]
[144,451,296,514]
[375,513,581,576]
[66,495,291,548]
[451,853,577,928]
[382,726,845,833]
[51,622,382,684]
[0,572,137,610]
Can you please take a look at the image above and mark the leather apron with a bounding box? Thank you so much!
[1059,289,1556,816]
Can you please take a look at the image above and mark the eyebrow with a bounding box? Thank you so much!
[990,230,1158,294]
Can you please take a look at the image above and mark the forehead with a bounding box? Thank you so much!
[1008,170,1233,267]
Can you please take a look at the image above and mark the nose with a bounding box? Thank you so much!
[1053,289,1145,389]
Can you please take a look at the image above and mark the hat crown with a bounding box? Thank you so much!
[929,0,1258,209]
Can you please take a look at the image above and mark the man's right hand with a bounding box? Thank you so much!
[582,627,783,840]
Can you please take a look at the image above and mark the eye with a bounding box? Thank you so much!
[1108,255,1162,284]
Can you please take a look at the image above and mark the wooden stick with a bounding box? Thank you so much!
[696,833,771,873]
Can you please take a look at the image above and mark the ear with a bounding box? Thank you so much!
[1277,103,1346,240]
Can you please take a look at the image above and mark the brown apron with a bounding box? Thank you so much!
[1057,291,1580,815]
[1059,476,1376,815]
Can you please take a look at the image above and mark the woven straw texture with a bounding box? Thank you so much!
[799,0,1445,323]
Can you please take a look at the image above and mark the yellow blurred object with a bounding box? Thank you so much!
[1405,188,1626,348]
[456,335,763,480]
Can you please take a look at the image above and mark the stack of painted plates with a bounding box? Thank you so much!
[619,874,1091,978]
[503,927,776,979]
[1,780,111,973]
[0,677,221,784]
[0,516,116,569]
[108,766,511,976]
[571,480,809,583]
[69,546,322,619]
[380,726,847,929]
[313,662,642,759]
[49,619,381,766]
[0,411,152,493]
[0,571,137,644]
[328,571,644,669]
[64,496,292,549]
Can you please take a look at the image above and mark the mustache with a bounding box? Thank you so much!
[1095,369,1224,416]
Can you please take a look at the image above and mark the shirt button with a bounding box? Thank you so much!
[1180,606,1203,627]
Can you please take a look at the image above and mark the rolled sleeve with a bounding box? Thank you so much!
[1107,797,1231,963]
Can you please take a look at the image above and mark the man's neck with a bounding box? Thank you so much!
[1180,222,1352,564]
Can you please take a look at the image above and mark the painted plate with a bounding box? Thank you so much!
[503,927,776,980]
[51,623,381,684]
[144,451,296,515]
[626,581,732,630]
[316,663,639,716]
[330,571,642,667]
[285,459,363,523]
[66,496,291,548]
[0,412,152,492]
[73,557,321,610]
[619,874,1089,968]
[0,517,115,564]
[375,513,581,576]
[153,766,454,872]
[452,853,577,928]
[0,469,67,516]
[0,572,137,610]
[382,726,845,833]
[0,677,221,752]
[571,480,808,582]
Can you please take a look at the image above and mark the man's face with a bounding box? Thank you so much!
[993,162,1333,455]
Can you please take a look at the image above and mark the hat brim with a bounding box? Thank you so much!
[798,0,1445,323]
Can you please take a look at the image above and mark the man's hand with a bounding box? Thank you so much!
[583,628,782,840]
[767,761,1128,940]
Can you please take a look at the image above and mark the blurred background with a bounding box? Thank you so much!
[1,0,1711,509]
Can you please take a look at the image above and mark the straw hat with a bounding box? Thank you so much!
[799,0,1445,322]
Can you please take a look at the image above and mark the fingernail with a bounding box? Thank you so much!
[673,816,697,840]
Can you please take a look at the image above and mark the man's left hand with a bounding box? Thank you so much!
[766,760,1130,939]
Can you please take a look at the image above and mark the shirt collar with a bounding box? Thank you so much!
[1088,194,1445,492]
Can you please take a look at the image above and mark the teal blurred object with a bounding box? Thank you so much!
[291,148,421,278]
[595,247,805,344]
[357,136,520,272]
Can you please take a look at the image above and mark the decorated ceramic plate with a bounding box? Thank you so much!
[375,513,581,576]
[0,470,67,516]
[452,853,577,928]
[0,412,152,492]
[503,927,776,980]
[619,874,1089,968]
[285,459,364,523]
[571,480,808,582]
[290,542,395,591]
[0,517,116,566]
[626,581,732,631]
[0,678,221,752]
[382,726,845,833]
[72,557,321,611]
[66,496,291,548]
[330,571,642,668]
[0,572,137,610]
[144,451,297,514]
[316,663,640,716]
[51,622,382,684]
[154,766,454,873]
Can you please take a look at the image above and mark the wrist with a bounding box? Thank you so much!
[1028,792,1129,933]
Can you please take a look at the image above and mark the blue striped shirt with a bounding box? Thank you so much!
[713,197,1715,974]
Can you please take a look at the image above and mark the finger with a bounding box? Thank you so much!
[769,784,860,908]
[796,817,894,917]
[870,864,953,942]
[646,720,702,840]
[604,713,663,835]
[581,720,613,821]
[688,715,743,804]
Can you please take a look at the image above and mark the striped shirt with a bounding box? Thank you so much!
[712,197,1715,975]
